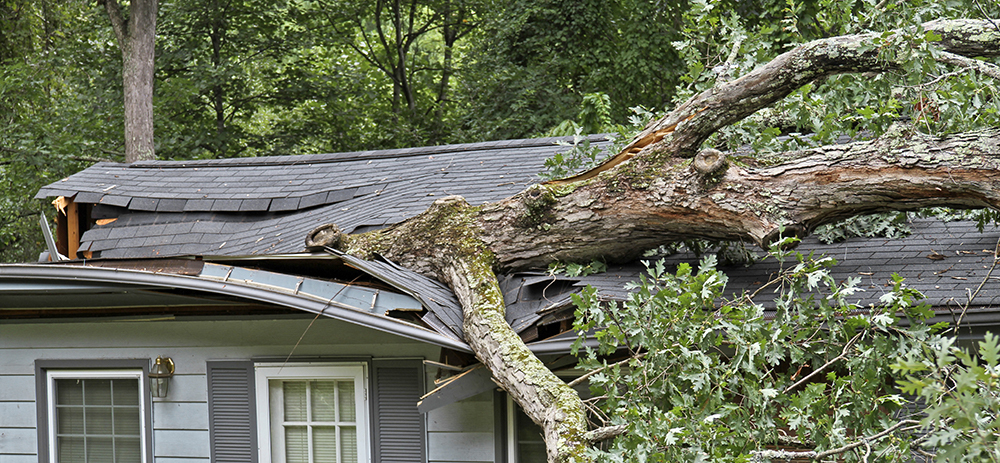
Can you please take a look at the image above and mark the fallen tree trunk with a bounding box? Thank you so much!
[341,18,1000,462]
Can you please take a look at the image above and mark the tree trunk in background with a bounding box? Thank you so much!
[102,0,157,163]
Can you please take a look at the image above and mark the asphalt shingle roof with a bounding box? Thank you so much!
[37,135,611,258]
[501,218,1000,332]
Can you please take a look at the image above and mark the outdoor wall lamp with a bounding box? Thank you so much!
[149,356,175,398]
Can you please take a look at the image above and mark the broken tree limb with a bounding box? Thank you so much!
[479,127,1000,271]
[344,197,590,462]
[628,18,1000,159]
[336,18,1000,462]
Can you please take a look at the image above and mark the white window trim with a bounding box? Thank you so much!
[507,396,517,462]
[45,369,148,463]
[254,362,370,463]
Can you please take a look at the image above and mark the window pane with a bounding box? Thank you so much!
[56,380,83,405]
[337,382,355,422]
[57,407,85,434]
[341,427,357,463]
[283,382,307,422]
[111,379,139,406]
[312,427,337,463]
[115,437,142,462]
[85,380,112,406]
[58,436,85,461]
[114,407,141,435]
[284,426,308,463]
[311,381,337,422]
[85,407,113,435]
[86,436,114,463]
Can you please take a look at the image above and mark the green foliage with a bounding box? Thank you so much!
[816,211,913,244]
[457,0,684,141]
[701,0,999,154]
[548,259,608,278]
[0,2,121,262]
[571,242,981,461]
[539,129,607,181]
[894,333,1000,461]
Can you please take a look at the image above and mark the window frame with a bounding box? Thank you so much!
[34,359,153,463]
[254,362,370,463]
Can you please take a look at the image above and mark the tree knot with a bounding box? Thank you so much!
[433,195,469,207]
[305,223,345,250]
[693,148,728,175]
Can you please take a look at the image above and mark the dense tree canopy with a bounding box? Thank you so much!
[3,0,997,261]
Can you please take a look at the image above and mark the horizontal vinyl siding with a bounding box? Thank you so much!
[0,374,36,461]
[426,391,495,463]
[0,317,439,462]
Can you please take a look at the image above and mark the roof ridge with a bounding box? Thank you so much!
[126,134,613,169]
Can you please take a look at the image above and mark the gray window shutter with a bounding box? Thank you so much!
[207,361,258,463]
[371,359,426,463]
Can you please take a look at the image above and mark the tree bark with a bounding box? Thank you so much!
[102,0,157,163]
[341,18,1000,462]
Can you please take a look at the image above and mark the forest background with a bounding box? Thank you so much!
[1,0,998,262]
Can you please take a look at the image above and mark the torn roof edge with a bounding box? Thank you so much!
[0,263,472,353]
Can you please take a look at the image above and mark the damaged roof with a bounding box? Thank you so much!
[503,218,1000,341]
[32,135,1000,350]
[37,136,610,258]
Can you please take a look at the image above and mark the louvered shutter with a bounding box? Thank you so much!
[371,359,425,463]
[207,361,258,463]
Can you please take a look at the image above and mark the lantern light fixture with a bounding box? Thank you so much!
[149,356,175,398]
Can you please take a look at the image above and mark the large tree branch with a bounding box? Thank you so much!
[345,197,590,462]
[100,0,127,45]
[752,419,922,460]
[334,18,1000,462]
[478,127,1000,270]
[936,50,1000,81]
[548,18,1000,187]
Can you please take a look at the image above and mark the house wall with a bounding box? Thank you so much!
[426,391,496,463]
[0,315,498,463]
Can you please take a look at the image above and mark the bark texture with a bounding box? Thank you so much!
[103,0,157,163]
[339,19,1000,462]
[344,197,590,462]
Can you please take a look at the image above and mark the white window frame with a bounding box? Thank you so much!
[254,362,370,463]
[45,369,149,463]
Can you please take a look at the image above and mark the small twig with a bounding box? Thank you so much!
[752,420,921,460]
[954,236,1000,334]
[569,353,647,388]
[582,424,627,443]
[783,331,864,394]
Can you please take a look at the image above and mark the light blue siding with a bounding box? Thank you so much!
[0,316,452,462]
[152,402,209,430]
[153,430,210,458]
[0,429,35,455]
[428,432,495,462]
[0,403,34,428]
[427,391,495,463]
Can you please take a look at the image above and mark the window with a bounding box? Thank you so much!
[35,362,151,463]
[255,363,368,463]
[506,397,545,463]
